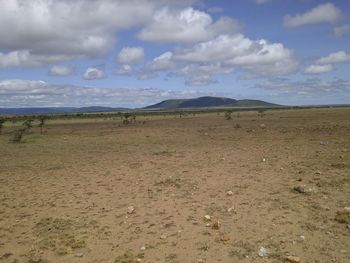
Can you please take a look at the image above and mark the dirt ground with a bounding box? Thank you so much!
[0,108,349,263]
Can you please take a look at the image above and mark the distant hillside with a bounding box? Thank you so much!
[145,96,279,110]
[0,106,129,115]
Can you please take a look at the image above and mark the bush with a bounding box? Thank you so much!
[10,128,26,143]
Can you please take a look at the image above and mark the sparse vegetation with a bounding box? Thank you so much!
[38,115,47,135]
[0,117,6,135]
[10,128,26,143]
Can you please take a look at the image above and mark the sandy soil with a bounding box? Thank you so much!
[0,108,349,263]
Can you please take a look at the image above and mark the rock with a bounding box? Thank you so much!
[212,221,220,230]
[204,215,211,221]
[227,206,235,213]
[221,235,230,241]
[258,247,268,257]
[160,234,167,239]
[75,253,83,257]
[260,124,266,128]
[127,206,135,214]
[298,235,305,242]
[335,210,350,224]
[286,256,300,263]
[140,246,146,251]
[226,190,233,196]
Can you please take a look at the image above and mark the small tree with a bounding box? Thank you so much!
[38,116,47,135]
[224,110,232,120]
[10,128,26,143]
[23,119,33,131]
[123,113,131,125]
[0,118,6,135]
[258,109,266,118]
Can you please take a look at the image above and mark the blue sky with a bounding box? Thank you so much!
[0,0,349,107]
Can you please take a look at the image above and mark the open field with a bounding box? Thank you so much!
[0,108,349,263]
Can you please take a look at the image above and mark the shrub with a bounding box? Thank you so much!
[10,128,26,143]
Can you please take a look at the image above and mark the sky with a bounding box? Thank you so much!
[0,0,350,108]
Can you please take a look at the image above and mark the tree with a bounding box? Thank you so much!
[38,116,47,135]
[23,119,33,131]
[224,110,232,120]
[0,118,6,135]
[10,128,26,143]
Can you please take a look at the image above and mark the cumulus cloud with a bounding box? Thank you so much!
[114,65,133,76]
[0,79,213,108]
[0,50,74,68]
[0,0,193,68]
[334,25,350,37]
[117,47,145,65]
[283,3,343,28]
[173,34,298,78]
[304,64,333,74]
[83,68,105,80]
[316,51,350,65]
[49,65,74,76]
[138,7,240,44]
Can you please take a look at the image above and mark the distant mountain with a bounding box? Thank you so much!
[0,106,129,115]
[144,96,279,110]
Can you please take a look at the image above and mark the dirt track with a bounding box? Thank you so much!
[0,108,349,263]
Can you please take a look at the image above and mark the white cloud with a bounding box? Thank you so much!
[138,7,240,44]
[173,34,298,78]
[256,0,272,5]
[304,64,333,74]
[0,0,193,68]
[283,3,343,28]
[0,79,213,107]
[316,51,350,64]
[334,25,350,37]
[117,47,145,65]
[114,65,133,76]
[49,65,74,76]
[0,50,74,68]
[83,68,105,80]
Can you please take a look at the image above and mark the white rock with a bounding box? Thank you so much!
[140,245,146,251]
[226,191,233,196]
[160,234,167,239]
[127,206,135,214]
[258,247,268,257]
[204,215,211,221]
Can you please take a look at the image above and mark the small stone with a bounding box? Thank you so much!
[205,223,211,227]
[344,207,350,211]
[227,206,235,213]
[293,186,307,194]
[127,206,135,214]
[204,215,211,221]
[298,235,305,242]
[260,124,266,128]
[140,246,146,251]
[226,190,233,196]
[258,247,268,257]
[136,258,141,262]
[75,253,83,258]
[212,221,220,230]
[262,158,266,162]
[221,235,230,241]
[286,256,300,263]
[160,234,167,239]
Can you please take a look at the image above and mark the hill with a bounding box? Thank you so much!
[144,96,279,110]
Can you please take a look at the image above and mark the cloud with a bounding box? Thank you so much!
[0,79,213,107]
[256,0,272,5]
[283,3,342,28]
[304,64,333,74]
[117,47,145,65]
[138,7,240,44]
[316,51,350,64]
[0,0,193,68]
[114,65,133,76]
[49,65,74,76]
[173,34,298,78]
[256,78,350,95]
[0,50,75,68]
[334,25,350,37]
[83,68,105,80]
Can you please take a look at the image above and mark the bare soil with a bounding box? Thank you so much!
[0,108,349,263]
